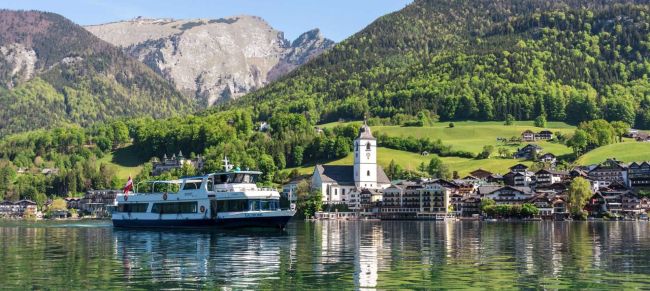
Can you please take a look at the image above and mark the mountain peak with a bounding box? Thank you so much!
[86,16,335,105]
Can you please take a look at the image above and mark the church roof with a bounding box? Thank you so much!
[315,165,390,185]
[357,123,375,140]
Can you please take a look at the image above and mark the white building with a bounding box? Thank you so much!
[311,122,391,206]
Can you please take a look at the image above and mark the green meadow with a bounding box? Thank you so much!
[576,142,650,165]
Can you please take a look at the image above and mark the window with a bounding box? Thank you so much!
[216,199,279,212]
[118,203,149,213]
[151,202,198,214]
[183,181,201,190]
[367,170,370,176]
[366,142,371,151]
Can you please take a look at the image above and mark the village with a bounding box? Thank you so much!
[286,124,650,221]
[1,124,649,222]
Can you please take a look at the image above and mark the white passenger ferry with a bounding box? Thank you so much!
[112,159,295,229]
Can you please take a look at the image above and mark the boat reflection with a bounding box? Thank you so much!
[113,228,294,289]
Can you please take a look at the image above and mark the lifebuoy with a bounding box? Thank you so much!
[200,205,206,213]
[163,192,168,200]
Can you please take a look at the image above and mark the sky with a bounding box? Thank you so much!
[0,0,413,42]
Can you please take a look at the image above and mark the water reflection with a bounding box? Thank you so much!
[2,221,650,289]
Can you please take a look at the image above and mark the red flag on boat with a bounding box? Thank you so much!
[123,176,133,194]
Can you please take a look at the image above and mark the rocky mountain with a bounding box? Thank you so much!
[86,16,335,105]
[0,10,193,136]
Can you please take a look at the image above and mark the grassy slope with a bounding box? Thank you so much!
[323,120,575,155]
[288,121,574,177]
[97,145,146,179]
[290,147,532,177]
[576,142,650,165]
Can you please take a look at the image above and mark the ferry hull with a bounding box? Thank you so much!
[112,215,293,229]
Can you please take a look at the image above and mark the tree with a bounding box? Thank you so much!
[534,115,547,128]
[521,203,540,217]
[49,198,67,211]
[258,154,277,184]
[478,145,495,159]
[497,147,511,158]
[567,177,592,217]
[386,160,403,180]
[427,156,450,179]
[610,121,630,142]
[504,114,515,126]
[480,198,496,215]
[567,129,589,156]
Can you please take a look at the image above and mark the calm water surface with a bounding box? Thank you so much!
[1,220,650,290]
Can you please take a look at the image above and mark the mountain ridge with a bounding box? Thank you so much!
[0,9,193,136]
[86,16,335,105]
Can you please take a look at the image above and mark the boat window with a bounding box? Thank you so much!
[216,199,279,212]
[151,202,198,214]
[232,174,258,183]
[216,174,230,184]
[206,179,214,191]
[216,200,248,212]
[182,181,201,190]
[117,203,148,213]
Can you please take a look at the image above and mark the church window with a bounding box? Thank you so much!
[366,142,371,151]
[367,170,370,176]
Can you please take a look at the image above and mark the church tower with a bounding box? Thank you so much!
[354,121,377,189]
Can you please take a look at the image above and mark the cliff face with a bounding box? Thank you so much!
[86,16,335,105]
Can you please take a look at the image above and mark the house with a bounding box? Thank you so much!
[535,169,569,187]
[529,193,555,218]
[460,195,481,217]
[478,186,534,205]
[41,168,59,176]
[539,153,557,165]
[513,171,535,187]
[469,169,493,180]
[521,130,553,142]
[521,130,535,142]
[281,175,310,203]
[418,183,451,214]
[258,122,270,132]
[510,164,529,173]
[587,158,628,186]
[514,144,542,159]
[380,181,424,218]
[586,190,641,217]
[80,190,119,217]
[312,122,391,209]
[152,151,204,176]
[535,130,554,140]
[628,161,650,188]
[486,174,504,184]
[64,197,81,210]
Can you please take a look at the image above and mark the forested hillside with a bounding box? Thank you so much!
[3,0,650,202]
[234,0,650,128]
[0,10,193,136]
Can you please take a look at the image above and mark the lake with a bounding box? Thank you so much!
[1,220,650,290]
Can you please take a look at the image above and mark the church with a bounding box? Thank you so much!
[311,122,391,208]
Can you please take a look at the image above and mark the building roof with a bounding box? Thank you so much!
[315,165,390,185]
[510,163,529,170]
[357,123,375,140]
[478,185,533,195]
[470,168,493,179]
[538,130,553,135]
